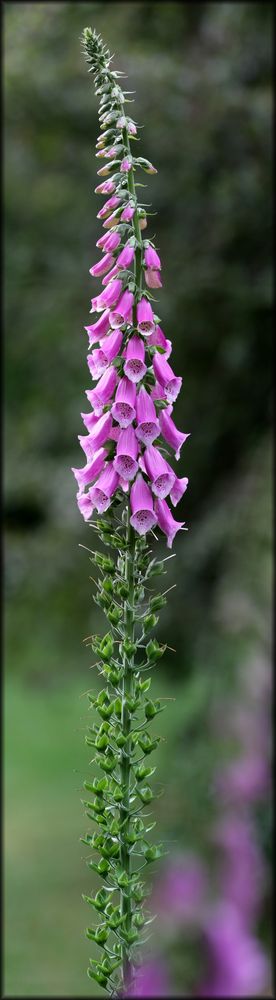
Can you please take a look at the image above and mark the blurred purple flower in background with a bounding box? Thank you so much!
[152,854,206,925]
[131,650,271,997]
[199,901,269,997]
[128,960,171,998]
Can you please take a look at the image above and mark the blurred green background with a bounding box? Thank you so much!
[4,2,272,996]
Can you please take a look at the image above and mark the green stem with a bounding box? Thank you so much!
[122,123,144,320]
[120,510,135,991]
[118,125,144,995]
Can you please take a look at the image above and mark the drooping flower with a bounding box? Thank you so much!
[80,410,112,447]
[96,230,120,251]
[159,408,190,460]
[121,202,135,222]
[142,444,175,499]
[130,474,157,535]
[84,309,111,346]
[89,252,114,277]
[145,269,162,289]
[114,426,139,481]
[170,474,189,506]
[89,464,119,513]
[144,246,161,270]
[87,329,123,378]
[135,386,160,445]
[72,447,107,492]
[77,492,94,521]
[124,336,147,384]
[85,366,117,414]
[97,195,120,219]
[137,297,155,335]
[155,497,185,548]
[147,325,172,359]
[102,263,120,286]
[111,377,136,428]
[94,277,123,312]
[153,353,182,403]
[116,244,135,269]
[109,289,134,328]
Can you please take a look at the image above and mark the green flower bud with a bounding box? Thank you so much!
[137,785,153,804]
[145,699,162,719]
[144,613,159,632]
[146,639,166,661]
[134,764,156,782]
[149,594,167,612]
[144,843,165,863]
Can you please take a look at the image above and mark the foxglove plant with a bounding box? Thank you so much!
[73,28,189,997]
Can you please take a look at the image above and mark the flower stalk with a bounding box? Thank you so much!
[73,27,190,996]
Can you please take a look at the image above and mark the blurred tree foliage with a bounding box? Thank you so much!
[4,1,272,681]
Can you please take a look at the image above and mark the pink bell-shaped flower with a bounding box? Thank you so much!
[130,474,157,536]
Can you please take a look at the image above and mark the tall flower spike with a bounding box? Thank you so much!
[74,27,190,997]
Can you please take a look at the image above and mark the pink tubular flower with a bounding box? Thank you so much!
[124,336,147,384]
[116,244,135,269]
[130,474,157,536]
[170,475,189,506]
[84,309,111,346]
[96,231,120,252]
[144,246,161,270]
[153,353,182,403]
[71,447,107,493]
[137,297,155,335]
[89,464,119,513]
[87,330,123,379]
[159,408,190,460]
[102,207,122,229]
[85,366,117,414]
[77,492,94,521]
[94,179,116,194]
[143,445,175,499]
[87,350,107,380]
[109,289,134,328]
[147,325,172,359]
[113,426,138,481]
[89,253,114,278]
[135,386,160,445]
[145,269,162,289]
[120,156,132,172]
[155,497,185,548]
[121,203,135,222]
[101,264,120,286]
[111,377,136,428]
[80,411,112,448]
[95,278,123,311]
[97,195,120,219]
